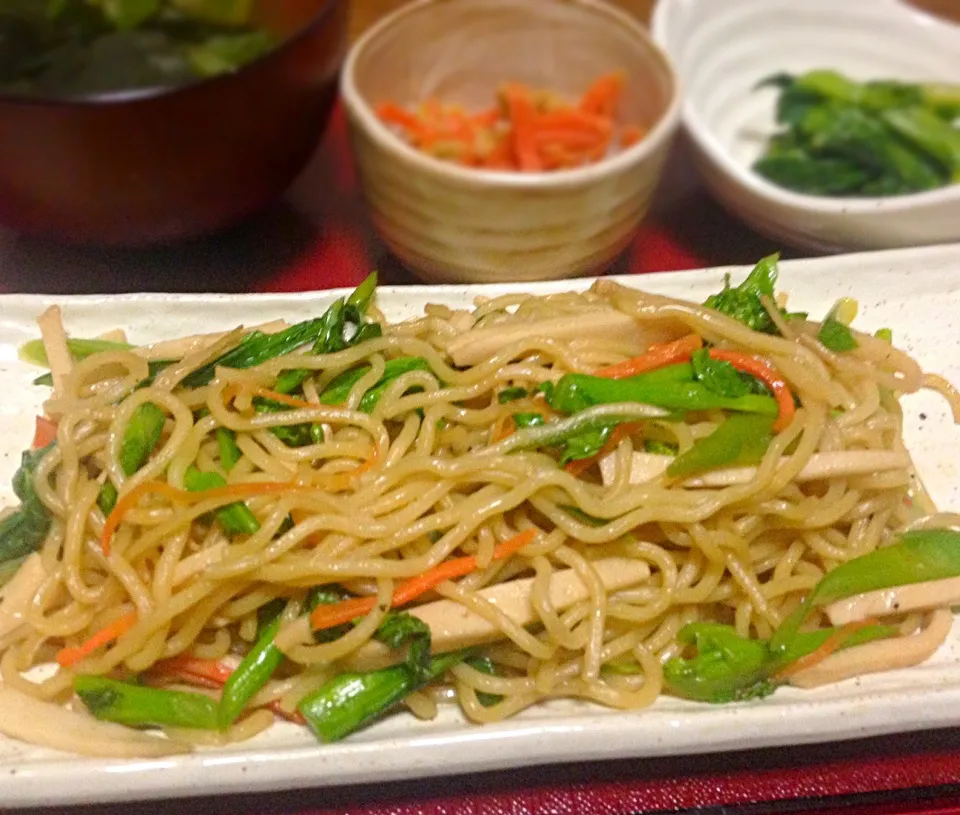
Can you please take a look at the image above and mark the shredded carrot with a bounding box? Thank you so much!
[148,657,305,724]
[308,528,537,632]
[253,388,316,410]
[593,334,703,379]
[579,71,625,118]
[375,102,425,134]
[501,84,542,172]
[490,413,516,443]
[375,73,644,173]
[537,108,612,135]
[32,415,58,450]
[56,611,137,668]
[103,437,380,557]
[775,618,879,680]
[151,655,234,686]
[707,349,797,432]
[471,107,500,127]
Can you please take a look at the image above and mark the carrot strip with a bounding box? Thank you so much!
[775,618,878,680]
[418,97,444,124]
[490,413,516,443]
[148,657,305,724]
[593,334,703,379]
[32,415,58,450]
[253,388,316,410]
[501,84,542,172]
[151,655,234,686]
[309,528,538,632]
[537,109,612,135]
[375,102,425,134]
[707,350,797,432]
[471,107,500,127]
[580,71,625,118]
[56,611,137,668]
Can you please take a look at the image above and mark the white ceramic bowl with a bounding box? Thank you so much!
[651,0,960,253]
[341,0,682,284]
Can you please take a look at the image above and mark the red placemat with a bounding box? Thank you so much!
[4,106,960,815]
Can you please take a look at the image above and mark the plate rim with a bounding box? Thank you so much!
[1,242,960,808]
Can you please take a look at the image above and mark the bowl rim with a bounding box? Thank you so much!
[340,0,684,191]
[650,0,960,216]
[0,0,345,108]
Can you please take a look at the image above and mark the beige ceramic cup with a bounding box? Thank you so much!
[341,0,682,284]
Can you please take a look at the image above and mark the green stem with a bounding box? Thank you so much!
[299,650,468,742]
[75,676,218,729]
[217,616,284,729]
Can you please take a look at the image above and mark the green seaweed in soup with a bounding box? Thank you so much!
[0,0,276,99]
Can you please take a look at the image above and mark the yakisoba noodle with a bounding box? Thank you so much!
[1,260,958,758]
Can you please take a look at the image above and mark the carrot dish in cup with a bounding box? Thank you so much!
[376,73,647,171]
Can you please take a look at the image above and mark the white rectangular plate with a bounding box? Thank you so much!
[1,244,960,808]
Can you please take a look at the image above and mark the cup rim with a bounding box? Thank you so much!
[340,0,684,191]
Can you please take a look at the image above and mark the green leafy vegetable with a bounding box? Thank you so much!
[703,254,784,335]
[99,0,161,29]
[0,444,54,567]
[298,650,468,743]
[184,467,260,536]
[691,348,751,398]
[559,505,612,527]
[771,529,960,654]
[274,273,382,395]
[216,427,241,472]
[498,387,529,404]
[667,413,775,478]
[373,612,432,682]
[0,0,273,100]
[253,397,323,448]
[664,623,774,703]
[465,656,502,707]
[545,368,779,418]
[643,439,679,456]
[217,613,285,728]
[664,620,896,704]
[754,70,960,197]
[818,317,858,352]
[557,422,617,465]
[19,337,133,367]
[182,318,333,389]
[511,412,544,429]
[75,675,218,729]
[97,481,120,515]
[97,401,166,514]
[319,357,433,413]
[186,29,272,76]
[119,403,166,475]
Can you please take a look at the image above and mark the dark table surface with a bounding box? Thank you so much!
[4,107,960,815]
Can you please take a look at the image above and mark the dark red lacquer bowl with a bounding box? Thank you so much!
[0,0,349,245]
